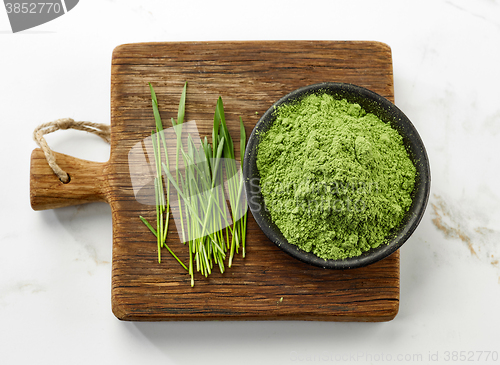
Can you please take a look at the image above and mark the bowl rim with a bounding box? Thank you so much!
[243,82,431,269]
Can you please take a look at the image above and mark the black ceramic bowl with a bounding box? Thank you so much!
[243,82,430,269]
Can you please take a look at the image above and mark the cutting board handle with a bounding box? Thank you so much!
[30,148,109,210]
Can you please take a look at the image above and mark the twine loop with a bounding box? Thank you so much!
[33,118,110,183]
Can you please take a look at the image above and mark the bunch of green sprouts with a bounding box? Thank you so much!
[140,82,248,286]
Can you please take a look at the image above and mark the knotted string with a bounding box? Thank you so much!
[33,118,110,183]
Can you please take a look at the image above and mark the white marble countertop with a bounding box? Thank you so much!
[1,0,499,364]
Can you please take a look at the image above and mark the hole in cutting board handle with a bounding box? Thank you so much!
[30,148,109,211]
[60,173,71,184]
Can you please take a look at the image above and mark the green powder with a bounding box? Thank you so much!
[256,93,416,260]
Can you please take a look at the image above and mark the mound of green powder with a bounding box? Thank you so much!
[256,93,416,260]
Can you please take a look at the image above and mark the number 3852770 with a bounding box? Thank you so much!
[5,3,62,14]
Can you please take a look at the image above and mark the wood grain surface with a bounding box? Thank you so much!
[30,148,109,210]
[31,41,399,321]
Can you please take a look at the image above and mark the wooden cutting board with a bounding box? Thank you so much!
[30,41,399,321]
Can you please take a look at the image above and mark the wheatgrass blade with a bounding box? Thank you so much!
[150,85,172,246]
[173,121,186,243]
[150,132,162,262]
[177,82,187,125]
[214,98,241,265]
[239,116,248,257]
[139,216,187,270]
